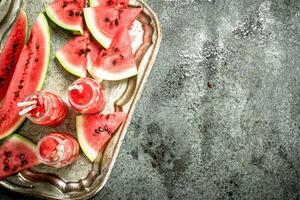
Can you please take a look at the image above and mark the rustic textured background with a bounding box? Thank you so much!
[2,0,300,199]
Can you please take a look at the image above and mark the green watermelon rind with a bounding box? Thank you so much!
[55,51,86,78]
[76,115,99,161]
[4,134,36,152]
[36,13,51,90]
[88,0,101,7]
[0,13,50,140]
[45,6,83,35]
[83,8,112,49]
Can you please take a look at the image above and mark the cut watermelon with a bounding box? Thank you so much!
[0,13,50,139]
[76,112,127,161]
[0,134,39,180]
[89,27,137,80]
[84,6,142,48]
[56,31,102,77]
[89,0,128,8]
[45,0,86,34]
[0,11,27,102]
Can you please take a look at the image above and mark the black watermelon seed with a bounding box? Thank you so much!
[21,160,28,165]
[3,165,9,171]
[5,152,12,157]
[107,0,113,5]
[120,54,124,59]
[79,49,85,55]
[104,17,110,22]
[86,48,91,52]
[104,125,108,131]
[3,159,9,164]
[18,85,23,89]
[15,93,19,97]
[75,12,81,16]
[95,129,100,133]
[19,153,25,160]
[98,127,104,132]
[112,60,117,65]
[20,80,24,83]
[113,47,119,52]
[13,43,18,49]
[36,45,40,49]
[69,11,74,16]
[102,53,107,57]
[35,58,39,62]
[62,2,68,8]
[115,19,119,26]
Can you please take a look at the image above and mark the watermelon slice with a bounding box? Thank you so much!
[0,11,27,102]
[84,6,142,48]
[0,13,50,139]
[76,112,127,161]
[89,27,137,80]
[56,31,102,77]
[89,0,128,8]
[0,134,39,180]
[45,0,86,34]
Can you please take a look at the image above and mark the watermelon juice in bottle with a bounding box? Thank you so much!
[68,78,106,114]
[18,91,68,126]
[36,132,79,168]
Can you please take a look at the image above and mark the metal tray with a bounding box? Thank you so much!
[0,0,161,199]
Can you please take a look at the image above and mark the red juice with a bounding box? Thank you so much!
[68,78,106,114]
[36,132,79,168]
[20,91,68,126]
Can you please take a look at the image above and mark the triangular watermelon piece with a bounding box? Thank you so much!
[84,6,142,48]
[89,0,129,8]
[56,31,102,77]
[89,27,137,81]
[0,11,27,102]
[76,112,127,161]
[0,134,40,180]
[45,0,86,34]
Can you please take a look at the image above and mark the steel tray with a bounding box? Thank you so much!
[0,0,161,199]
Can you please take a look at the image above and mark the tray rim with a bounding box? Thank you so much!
[0,0,162,199]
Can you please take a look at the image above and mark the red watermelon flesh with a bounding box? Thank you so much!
[56,31,102,77]
[0,13,50,140]
[89,27,137,80]
[89,0,128,8]
[76,112,127,161]
[84,6,142,48]
[0,134,39,180]
[0,11,27,102]
[45,0,86,34]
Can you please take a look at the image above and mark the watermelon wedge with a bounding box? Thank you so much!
[56,31,102,77]
[45,0,86,34]
[0,134,39,180]
[0,11,27,102]
[84,6,142,48]
[89,27,137,80]
[76,112,127,161]
[0,13,50,139]
[89,0,128,8]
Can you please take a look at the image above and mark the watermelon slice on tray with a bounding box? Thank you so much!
[89,0,129,8]
[76,112,127,161]
[45,0,86,34]
[0,11,27,102]
[56,31,102,77]
[0,134,39,180]
[84,6,142,48]
[0,13,50,139]
[89,27,137,81]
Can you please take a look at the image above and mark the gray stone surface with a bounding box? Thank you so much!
[2,0,300,199]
